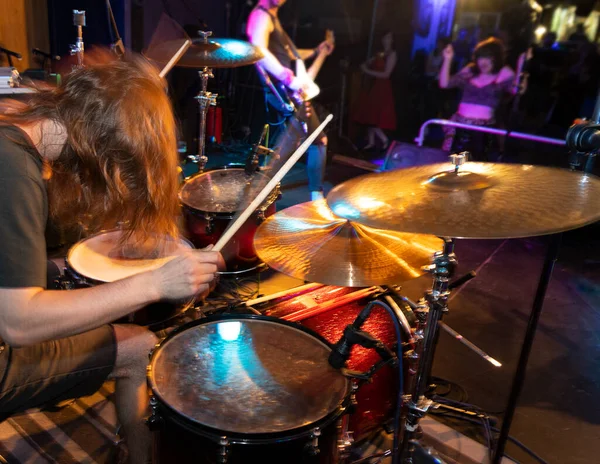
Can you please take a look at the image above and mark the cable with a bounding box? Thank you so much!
[429,410,550,464]
[366,300,404,464]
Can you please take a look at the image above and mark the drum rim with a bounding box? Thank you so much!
[147,314,351,440]
[66,228,193,286]
[178,166,280,214]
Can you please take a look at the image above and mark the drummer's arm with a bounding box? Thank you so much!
[247,9,295,86]
[0,277,159,346]
[0,250,221,347]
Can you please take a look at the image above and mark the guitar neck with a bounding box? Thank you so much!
[307,51,328,81]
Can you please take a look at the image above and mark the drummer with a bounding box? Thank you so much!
[0,52,223,463]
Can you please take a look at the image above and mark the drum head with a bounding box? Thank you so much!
[179,168,275,214]
[67,230,192,283]
[149,317,349,435]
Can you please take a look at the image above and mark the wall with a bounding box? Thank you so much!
[0,0,49,72]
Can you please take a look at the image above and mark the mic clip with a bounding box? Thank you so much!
[336,325,398,369]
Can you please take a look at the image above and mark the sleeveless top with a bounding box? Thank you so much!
[448,72,513,109]
[256,6,295,70]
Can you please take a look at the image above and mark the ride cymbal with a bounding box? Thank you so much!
[148,38,264,68]
[254,200,444,287]
[326,162,600,239]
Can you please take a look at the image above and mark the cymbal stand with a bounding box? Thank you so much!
[188,31,217,171]
[492,233,562,463]
[398,238,456,464]
[70,10,86,69]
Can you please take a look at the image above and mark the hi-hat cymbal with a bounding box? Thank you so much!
[148,38,264,68]
[254,200,444,287]
[326,162,600,239]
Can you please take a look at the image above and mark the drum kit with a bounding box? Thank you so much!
[58,26,600,464]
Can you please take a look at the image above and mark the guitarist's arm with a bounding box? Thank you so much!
[247,9,302,90]
[360,51,397,79]
[307,35,334,80]
[297,48,317,60]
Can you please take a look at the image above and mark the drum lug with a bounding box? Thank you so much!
[256,208,266,224]
[304,427,321,456]
[204,213,215,234]
[146,397,164,431]
[347,383,359,415]
[338,431,354,456]
[218,436,230,463]
[55,275,74,290]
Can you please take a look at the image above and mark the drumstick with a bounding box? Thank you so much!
[213,114,333,253]
[159,39,191,78]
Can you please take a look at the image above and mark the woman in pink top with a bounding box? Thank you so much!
[439,37,527,160]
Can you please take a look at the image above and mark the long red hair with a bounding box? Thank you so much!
[0,51,180,245]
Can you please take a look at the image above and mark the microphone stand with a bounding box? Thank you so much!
[106,0,125,58]
[245,124,274,175]
[70,10,86,69]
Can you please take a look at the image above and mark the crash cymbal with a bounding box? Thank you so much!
[326,162,600,239]
[254,200,444,287]
[147,38,264,68]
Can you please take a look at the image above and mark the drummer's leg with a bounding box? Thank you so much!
[110,324,158,464]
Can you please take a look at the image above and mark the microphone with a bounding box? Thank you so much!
[328,303,374,369]
[32,48,61,61]
[0,47,22,60]
[245,124,269,175]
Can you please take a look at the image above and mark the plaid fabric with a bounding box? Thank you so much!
[0,382,119,464]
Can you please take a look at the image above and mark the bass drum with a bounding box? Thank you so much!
[179,167,279,275]
[147,315,351,464]
[65,229,194,328]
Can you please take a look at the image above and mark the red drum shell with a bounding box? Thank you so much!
[261,285,409,442]
[180,167,279,274]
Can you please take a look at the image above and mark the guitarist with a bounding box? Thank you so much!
[247,0,334,201]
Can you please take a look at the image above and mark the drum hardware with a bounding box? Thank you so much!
[70,10,86,69]
[63,229,194,328]
[187,32,218,170]
[211,115,333,255]
[147,315,351,463]
[218,436,231,463]
[179,167,280,275]
[305,428,322,456]
[397,239,455,464]
[324,156,600,463]
[147,397,164,431]
[245,124,275,176]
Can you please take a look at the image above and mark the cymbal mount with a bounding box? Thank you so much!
[399,238,456,463]
[187,31,218,170]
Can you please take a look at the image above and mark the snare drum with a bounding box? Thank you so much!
[147,315,351,463]
[65,229,193,328]
[179,167,279,275]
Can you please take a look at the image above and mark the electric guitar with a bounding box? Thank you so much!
[261,30,335,115]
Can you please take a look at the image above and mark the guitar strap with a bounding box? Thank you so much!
[256,6,300,64]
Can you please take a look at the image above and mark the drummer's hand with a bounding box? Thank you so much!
[152,249,223,301]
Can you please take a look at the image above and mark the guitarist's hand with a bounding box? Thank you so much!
[317,40,334,56]
[297,102,313,122]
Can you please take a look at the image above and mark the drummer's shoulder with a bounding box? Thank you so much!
[0,136,45,187]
